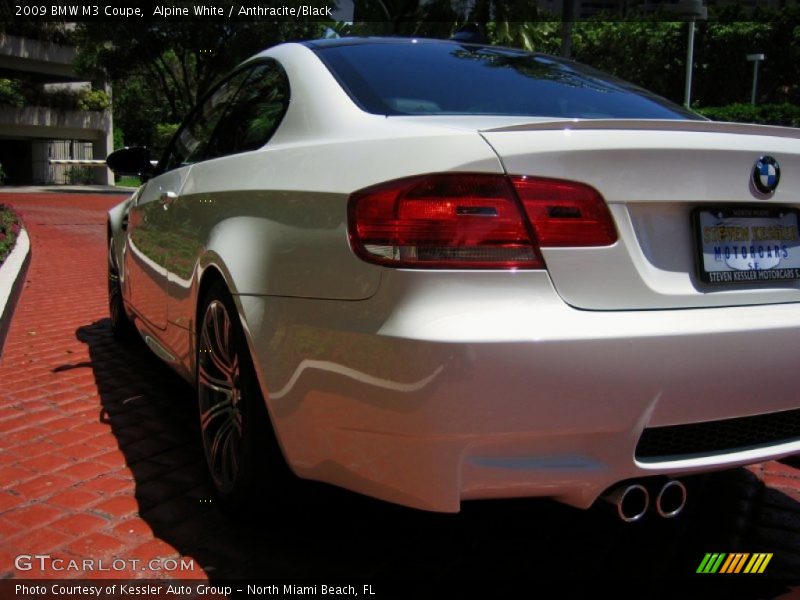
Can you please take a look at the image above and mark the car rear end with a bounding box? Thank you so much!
[252,39,800,513]
[331,122,800,511]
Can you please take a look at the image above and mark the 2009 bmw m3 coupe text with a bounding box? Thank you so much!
[106,37,800,520]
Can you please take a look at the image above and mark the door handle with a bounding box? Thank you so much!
[159,191,177,209]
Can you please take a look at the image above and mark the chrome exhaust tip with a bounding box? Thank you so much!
[655,479,687,518]
[603,483,650,523]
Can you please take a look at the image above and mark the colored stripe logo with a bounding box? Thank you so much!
[697,553,773,574]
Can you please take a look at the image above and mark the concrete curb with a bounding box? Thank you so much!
[0,227,31,359]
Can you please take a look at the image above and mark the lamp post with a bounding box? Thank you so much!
[673,0,708,109]
[561,0,575,58]
[746,53,765,105]
[684,20,696,108]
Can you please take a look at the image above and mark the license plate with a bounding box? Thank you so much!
[694,206,800,284]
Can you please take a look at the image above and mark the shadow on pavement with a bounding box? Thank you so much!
[70,317,798,594]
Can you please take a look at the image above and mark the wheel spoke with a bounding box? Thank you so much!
[202,308,234,380]
[231,352,239,378]
[211,303,232,366]
[201,328,231,381]
[220,307,232,362]
[200,394,233,430]
[198,361,233,396]
[209,417,235,469]
[220,427,236,486]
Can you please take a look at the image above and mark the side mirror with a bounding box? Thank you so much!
[106,147,154,176]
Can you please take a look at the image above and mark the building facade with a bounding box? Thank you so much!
[0,34,113,185]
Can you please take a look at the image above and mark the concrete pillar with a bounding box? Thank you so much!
[92,78,114,185]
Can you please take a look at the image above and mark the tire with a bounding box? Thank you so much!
[108,240,136,341]
[196,280,287,511]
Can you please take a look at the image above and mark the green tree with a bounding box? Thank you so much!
[571,20,686,103]
[694,6,800,106]
[74,13,327,147]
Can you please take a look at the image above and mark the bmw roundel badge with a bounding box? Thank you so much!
[753,155,780,194]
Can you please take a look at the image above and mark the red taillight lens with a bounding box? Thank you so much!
[348,173,617,269]
[348,173,542,269]
[510,176,617,247]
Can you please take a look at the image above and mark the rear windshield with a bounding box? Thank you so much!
[313,40,699,120]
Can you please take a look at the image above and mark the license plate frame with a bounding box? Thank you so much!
[693,206,800,285]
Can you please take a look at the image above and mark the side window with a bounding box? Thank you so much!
[160,69,250,172]
[203,61,290,160]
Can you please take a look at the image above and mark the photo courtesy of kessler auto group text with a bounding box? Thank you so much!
[1,0,800,598]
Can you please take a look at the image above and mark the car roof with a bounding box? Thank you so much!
[301,36,529,55]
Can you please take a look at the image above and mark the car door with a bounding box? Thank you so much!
[124,69,252,331]
[165,60,291,326]
[126,168,190,330]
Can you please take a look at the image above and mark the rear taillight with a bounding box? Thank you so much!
[348,173,616,269]
[348,173,541,268]
[510,176,617,247]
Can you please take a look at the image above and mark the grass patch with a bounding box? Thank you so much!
[0,205,21,266]
[116,176,141,187]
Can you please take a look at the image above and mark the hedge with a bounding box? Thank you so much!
[696,103,800,128]
[0,82,110,112]
[0,205,22,267]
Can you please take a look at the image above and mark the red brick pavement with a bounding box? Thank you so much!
[0,194,206,580]
[1,192,799,591]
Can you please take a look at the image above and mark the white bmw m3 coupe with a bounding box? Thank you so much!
[106,37,800,521]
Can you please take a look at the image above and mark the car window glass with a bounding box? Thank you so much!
[161,69,250,172]
[314,41,700,120]
[203,61,290,159]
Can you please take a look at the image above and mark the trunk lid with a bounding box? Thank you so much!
[481,119,800,310]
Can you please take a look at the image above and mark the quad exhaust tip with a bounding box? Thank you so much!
[603,483,650,523]
[655,479,688,519]
[602,479,687,522]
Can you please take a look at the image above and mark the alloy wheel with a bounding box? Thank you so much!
[198,299,244,494]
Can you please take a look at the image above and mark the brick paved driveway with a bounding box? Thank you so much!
[1,192,799,591]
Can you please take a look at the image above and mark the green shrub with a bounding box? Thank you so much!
[76,89,111,111]
[113,128,125,150]
[0,162,6,185]
[66,166,93,185]
[0,79,25,107]
[153,123,179,152]
[2,84,111,112]
[0,205,22,266]
[696,103,800,128]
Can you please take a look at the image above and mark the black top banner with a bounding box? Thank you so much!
[1,0,794,23]
[3,1,342,22]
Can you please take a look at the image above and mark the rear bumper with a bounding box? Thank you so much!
[237,270,800,512]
